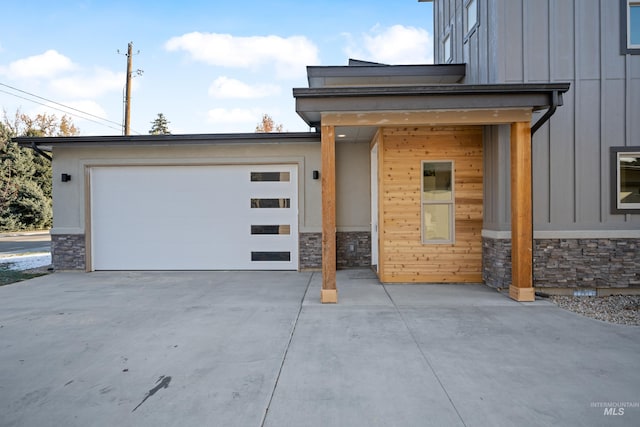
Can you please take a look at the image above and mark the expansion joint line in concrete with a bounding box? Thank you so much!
[260,272,314,427]
[381,284,468,427]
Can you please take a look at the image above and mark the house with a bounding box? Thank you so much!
[17,0,638,303]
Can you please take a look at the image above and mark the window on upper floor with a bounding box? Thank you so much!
[622,0,640,53]
[465,0,478,37]
[611,147,640,214]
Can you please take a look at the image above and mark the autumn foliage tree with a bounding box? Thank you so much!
[0,110,79,231]
[255,113,284,133]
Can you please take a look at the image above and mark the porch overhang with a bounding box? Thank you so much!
[293,83,569,129]
[293,81,570,304]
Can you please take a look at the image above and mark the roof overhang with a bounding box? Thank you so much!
[307,63,466,87]
[14,132,320,150]
[294,83,570,128]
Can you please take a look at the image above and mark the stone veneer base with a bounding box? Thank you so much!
[51,234,86,271]
[299,231,371,270]
[483,236,640,288]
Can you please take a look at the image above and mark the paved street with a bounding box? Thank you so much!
[0,232,51,255]
[0,232,51,271]
[1,270,639,426]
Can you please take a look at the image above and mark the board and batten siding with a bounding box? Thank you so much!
[431,0,640,232]
[377,126,483,283]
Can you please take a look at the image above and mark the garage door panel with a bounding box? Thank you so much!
[90,165,298,270]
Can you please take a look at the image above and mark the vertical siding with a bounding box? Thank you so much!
[548,92,575,225]
[524,0,550,82]
[483,0,639,230]
[483,125,511,229]
[551,0,575,80]
[503,0,524,82]
[575,80,601,224]
[577,0,601,80]
[432,0,640,231]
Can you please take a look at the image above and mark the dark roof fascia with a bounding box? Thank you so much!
[293,83,571,127]
[294,83,570,98]
[306,64,466,86]
[307,64,466,79]
[14,132,321,148]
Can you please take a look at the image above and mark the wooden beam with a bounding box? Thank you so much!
[321,109,532,127]
[509,121,535,302]
[321,124,338,303]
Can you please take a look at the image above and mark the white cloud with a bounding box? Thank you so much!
[165,32,319,79]
[344,24,433,65]
[50,67,125,98]
[5,50,76,79]
[207,107,260,124]
[208,76,280,99]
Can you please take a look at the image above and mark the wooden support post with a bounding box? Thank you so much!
[509,121,535,302]
[321,124,338,303]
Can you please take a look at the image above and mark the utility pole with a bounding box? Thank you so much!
[124,42,133,135]
[119,42,142,135]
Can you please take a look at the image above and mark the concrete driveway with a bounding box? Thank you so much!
[1,271,638,427]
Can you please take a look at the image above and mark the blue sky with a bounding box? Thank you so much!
[0,1,433,135]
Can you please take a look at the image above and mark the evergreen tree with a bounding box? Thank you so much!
[0,110,78,231]
[149,113,171,135]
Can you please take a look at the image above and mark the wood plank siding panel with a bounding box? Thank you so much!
[379,126,483,283]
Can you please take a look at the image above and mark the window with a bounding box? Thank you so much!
[465,0,478,36]
[251,198,290,208]
[250,171,290,182]
[622,0,640,53]
[251,252,291,262]
[442,33,452,63]
[422,161,455,243]
[611,147,640,213]
[251,225,291,235]
[630,2,640,46]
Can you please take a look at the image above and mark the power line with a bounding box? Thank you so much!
[0,82,121,127]
[0,88,123,133]
[0,82,141,134]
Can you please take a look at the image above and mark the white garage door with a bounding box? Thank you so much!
[90,164,298,270]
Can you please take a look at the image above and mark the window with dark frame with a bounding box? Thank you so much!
[622,0,640,53]
[610,147,640,213]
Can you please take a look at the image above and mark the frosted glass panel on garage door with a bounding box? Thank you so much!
[90,164,298,270]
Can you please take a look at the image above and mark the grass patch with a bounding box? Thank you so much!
[0,269,48,286]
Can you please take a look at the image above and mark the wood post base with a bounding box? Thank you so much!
[509,285,535,302]
[320,289,338,304]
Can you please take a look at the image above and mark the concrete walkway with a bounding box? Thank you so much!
[0,270,638,426]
